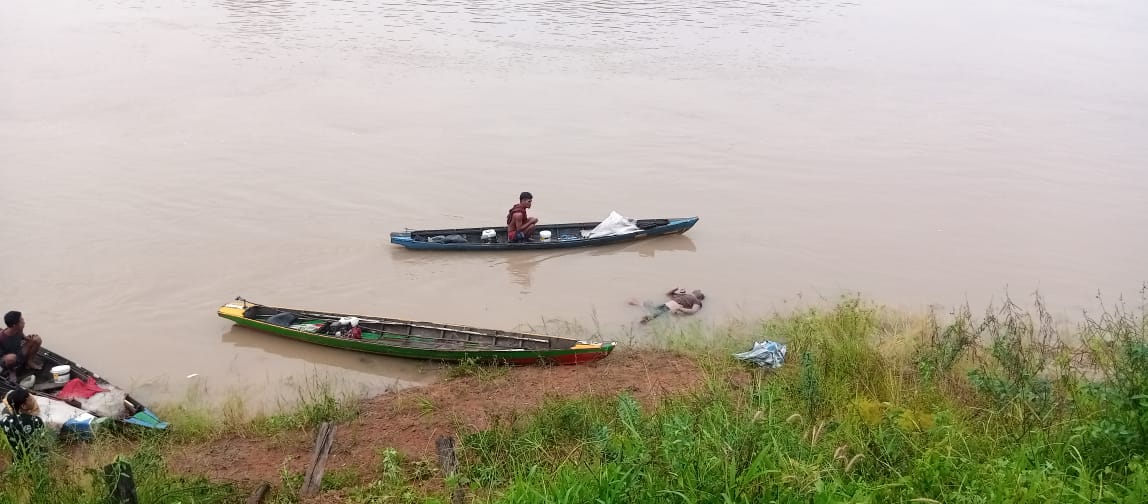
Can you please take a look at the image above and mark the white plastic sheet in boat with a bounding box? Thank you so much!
[586,211,641,238]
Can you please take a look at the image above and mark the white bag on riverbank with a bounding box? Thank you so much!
[79,388,128,418]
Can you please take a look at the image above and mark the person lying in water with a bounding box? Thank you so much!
[506,191,538,243]
[638,288,705,324]
[1,311,43,381]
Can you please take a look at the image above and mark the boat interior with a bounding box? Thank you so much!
[241,305,579,351]
[1,349,145,419]
[406,219,671,244]
[8,351,93,394]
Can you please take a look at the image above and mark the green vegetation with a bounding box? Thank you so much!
[0,440,236,504]
[459,291,1148,503]
[154,370,364,442]
[2,290,1147,503]
[253,376,362,435]
[446,357,511,382]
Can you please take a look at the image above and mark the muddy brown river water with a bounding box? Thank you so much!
[1,0,1145,407]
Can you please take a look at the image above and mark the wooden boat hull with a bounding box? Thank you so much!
[0,347,168,435]
[390,217,698,251]
[218,300,615,365]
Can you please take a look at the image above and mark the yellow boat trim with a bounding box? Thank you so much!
[218,304,246,318]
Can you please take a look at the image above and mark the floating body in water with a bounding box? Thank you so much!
[637,288,706,324]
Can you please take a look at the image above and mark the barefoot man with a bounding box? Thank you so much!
[506,191,538,243]
[1,311,43,380]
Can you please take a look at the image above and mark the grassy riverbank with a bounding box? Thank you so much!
[463,294,1148,503]
[2,291,1147,503]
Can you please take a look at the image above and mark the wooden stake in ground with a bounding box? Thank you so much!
[246,482,271,504]
[300,422,337,498]
[435,435,465,504]
[103,458,139,504]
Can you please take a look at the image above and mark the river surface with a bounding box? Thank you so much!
[2,0,1146,407]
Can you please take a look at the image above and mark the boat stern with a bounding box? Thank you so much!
[557,341,617,365]
[389,231,415,247]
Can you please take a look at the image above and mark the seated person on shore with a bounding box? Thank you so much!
[1,388,48,461]
[1,311,44,381]
[639,288,705,324]
[506,191,538,243]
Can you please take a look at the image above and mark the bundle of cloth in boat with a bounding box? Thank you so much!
[291,318,362,338]
[427,234,467,244]
[733,340,788,369]
[586,211,641,239]
[328,317,362,339]
[58,376,129,418]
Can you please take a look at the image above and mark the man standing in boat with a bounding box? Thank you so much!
[0,311,43,381]
[507,191,538,243]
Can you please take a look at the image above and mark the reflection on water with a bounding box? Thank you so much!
[390,234,697,290]
[220,326,434,383]
[505,235,698,288]
[589,234,698,258]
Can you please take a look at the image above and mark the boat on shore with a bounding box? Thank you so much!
[218,298,616,365]
[389,216,699,251]
[0,347,168,437]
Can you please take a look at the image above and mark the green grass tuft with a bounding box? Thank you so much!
[0,440,235,504]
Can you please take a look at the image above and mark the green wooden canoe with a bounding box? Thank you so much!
[218,298,615,365]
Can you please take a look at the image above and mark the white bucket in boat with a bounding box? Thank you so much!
[51,365,71,384]
[481,229,496,240]
[539,230,552,242]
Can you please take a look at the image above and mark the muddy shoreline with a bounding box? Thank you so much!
[163,349,704,498]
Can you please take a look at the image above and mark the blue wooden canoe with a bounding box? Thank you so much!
[390,217,699,251]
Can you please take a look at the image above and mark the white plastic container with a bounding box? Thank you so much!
[51,365,71,384]
[481,229,497,240]
[539,230,552,242]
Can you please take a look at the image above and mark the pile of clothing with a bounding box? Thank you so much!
[58,376,129,419]
[427,234,467,244]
